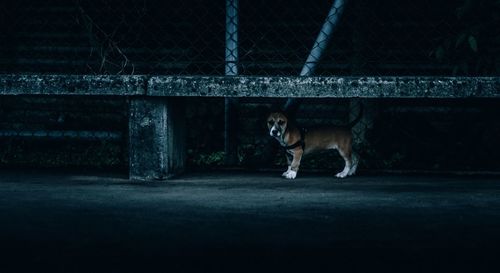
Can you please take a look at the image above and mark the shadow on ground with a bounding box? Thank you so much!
[1,170,500,272]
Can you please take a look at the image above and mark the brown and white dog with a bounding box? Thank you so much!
[267,108,362,179]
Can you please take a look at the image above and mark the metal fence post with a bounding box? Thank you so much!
[224,0,239,165]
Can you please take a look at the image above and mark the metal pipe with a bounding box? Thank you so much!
[285,0,348,112]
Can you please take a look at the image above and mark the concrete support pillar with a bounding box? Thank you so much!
[129,98,185,181]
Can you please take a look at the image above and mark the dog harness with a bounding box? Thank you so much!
[283,128,306,162]
[284,128,306,151]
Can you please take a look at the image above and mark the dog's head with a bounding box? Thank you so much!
[266,112,288,138]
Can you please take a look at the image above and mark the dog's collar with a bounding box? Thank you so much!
[284,128,306,150]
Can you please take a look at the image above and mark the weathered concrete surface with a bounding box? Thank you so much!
[1,170,500,272]
[129,98,186,180]
[149,76,500,98]
[0,74,146,95]
[1,74,499,98]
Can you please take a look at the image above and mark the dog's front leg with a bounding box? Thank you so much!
[284,149,303,179]
[282,152,293,177]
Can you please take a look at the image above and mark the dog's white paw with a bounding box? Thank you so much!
[335,170,348,178]
[285,170,297,179]
[282,167,292,177]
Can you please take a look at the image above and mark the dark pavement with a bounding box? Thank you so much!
[1,170,500,272]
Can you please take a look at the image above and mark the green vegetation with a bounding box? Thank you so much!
[431,0,500,75]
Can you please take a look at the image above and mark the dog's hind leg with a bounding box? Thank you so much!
[347,152,358,176]
[335,148,352,178]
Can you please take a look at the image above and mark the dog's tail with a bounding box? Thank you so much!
[346,103,364,128]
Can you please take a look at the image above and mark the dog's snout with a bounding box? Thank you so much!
[271,129,279,136]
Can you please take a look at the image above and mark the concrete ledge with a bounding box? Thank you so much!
[0,74,146,96]
[148,76,500,98]
[1,74,499,98]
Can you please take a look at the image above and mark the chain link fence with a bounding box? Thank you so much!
[0,96,128,169]
[1,0,499,172]
[2,0,498,76]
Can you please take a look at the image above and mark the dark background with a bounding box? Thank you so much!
[1,0,499,76]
